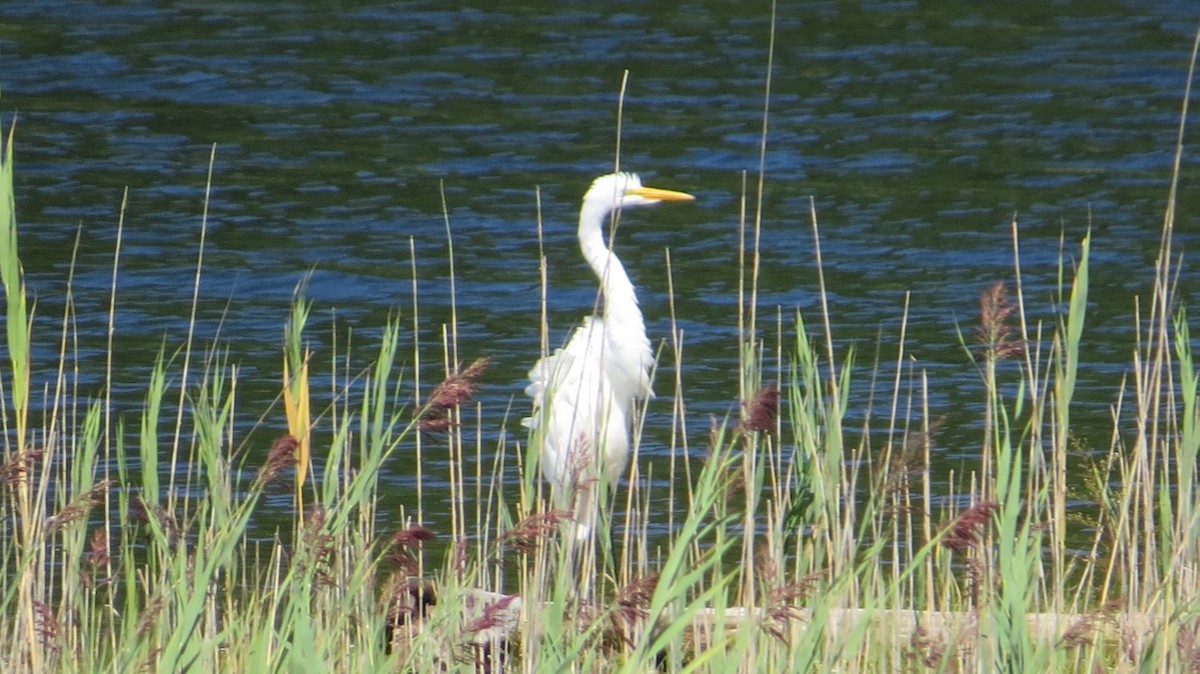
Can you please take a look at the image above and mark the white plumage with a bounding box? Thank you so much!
[523,172,694,540]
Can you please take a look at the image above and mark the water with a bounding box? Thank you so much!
[2,1,1199,537]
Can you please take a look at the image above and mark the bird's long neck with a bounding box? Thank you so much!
[578,201,643,332]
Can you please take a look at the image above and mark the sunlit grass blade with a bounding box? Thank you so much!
[284,289,314,504]
[0,113,29,453]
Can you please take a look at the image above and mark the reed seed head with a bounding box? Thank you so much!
[500,510,572,554]
[905,625,947,669]
[976,280,1023,360]
[451,537,469,577]
[385,576,437,629]
[756,545,815,643]
[262,434,299,483]
[739,384,780,434]
[82,526,112,588]
[388,524,436,550]
[131,496,179,544]
[1059,601,1119,650]
[136,595,164,637]
[420,356,490,433]
[0,448,43,486]
[607,573,660,648]
[299,505,337,587]
[33,600,62,654]
[47,480,113,533]
[940,500,1000,552]
[463,594,521,639]
[385,525,435,576]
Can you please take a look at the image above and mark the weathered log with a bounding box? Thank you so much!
[388,582,1164,664]
[687,605,1159,648]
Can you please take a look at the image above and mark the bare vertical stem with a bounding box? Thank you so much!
[103,188,127,525]
[409,236,423,529]
[170,144,216,514]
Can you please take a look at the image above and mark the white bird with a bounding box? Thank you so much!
[524,172,694,541]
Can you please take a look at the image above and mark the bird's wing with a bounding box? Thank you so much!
[524,316,618,488]
[523,316,608,427]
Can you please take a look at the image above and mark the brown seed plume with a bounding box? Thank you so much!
[905,625,947,669]
[389,524,436,551]
[385,525,436,576]
[82,527,112,588]
[500,510,573,554]
[299,505,336,587]
[739,384,780,434]
[137,594,165,636]
[976,280,1023,360]
[940,500,1000,551]
[420,356,491,433]
[33,600,62,654]
[756,545,815,642]
[384,576,437,642]
[464,594,521,637]
[1059,600,1119,650]
[262,434,299,483]
[0,448,43,486]
[451,537,469,577]
[606,574,660,648]
[131,496,179,544]
[47,480,113,533]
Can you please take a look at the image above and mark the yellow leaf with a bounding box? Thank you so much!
[283,355,312,490]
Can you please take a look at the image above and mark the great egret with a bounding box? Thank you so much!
[524,172,695,541]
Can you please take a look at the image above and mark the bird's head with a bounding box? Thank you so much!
[583,172,695,211]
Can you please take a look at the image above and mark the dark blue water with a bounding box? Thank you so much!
[2,1,1199,536]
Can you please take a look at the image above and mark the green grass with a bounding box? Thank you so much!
[5,40,1200,671]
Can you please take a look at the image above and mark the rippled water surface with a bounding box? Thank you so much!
[3,1,1199,535]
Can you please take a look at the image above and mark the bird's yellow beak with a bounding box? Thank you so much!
[629,186,695,202]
